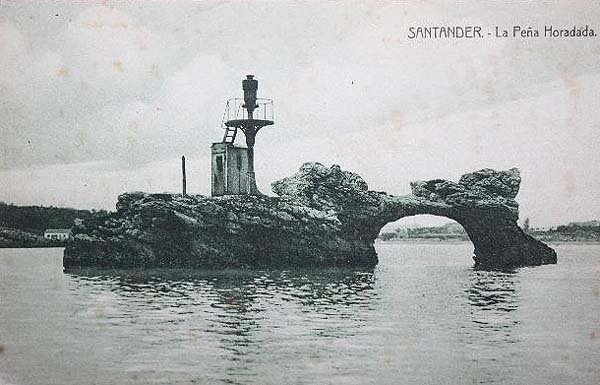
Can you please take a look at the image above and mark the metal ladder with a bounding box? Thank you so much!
[222,126,237,144]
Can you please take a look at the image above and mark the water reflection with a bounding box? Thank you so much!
[66,267,377,311]
[468,269,519,312]
[463,268,521,383]
[65,266,378,382]
[466,269,520,339]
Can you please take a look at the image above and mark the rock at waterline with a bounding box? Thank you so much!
[63,162,557,270]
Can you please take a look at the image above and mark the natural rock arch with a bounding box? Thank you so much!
[271,163,557,269]
[64,163,557,270]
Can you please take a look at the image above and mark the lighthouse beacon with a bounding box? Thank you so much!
[211,75,274,196]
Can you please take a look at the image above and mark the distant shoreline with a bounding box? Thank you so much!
[0,244,68,249]
[379,221,600,245]
[376,238,470,244]
[377,239,600,245]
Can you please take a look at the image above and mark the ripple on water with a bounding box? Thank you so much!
[1,245,599,385]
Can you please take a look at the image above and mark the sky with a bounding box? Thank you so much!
[0,1,599,227]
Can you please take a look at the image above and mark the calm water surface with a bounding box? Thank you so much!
[1,243,599,385]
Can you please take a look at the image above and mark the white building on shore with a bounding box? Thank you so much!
[44,229,72,240]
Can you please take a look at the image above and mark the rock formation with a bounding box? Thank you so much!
[63,163,557,270]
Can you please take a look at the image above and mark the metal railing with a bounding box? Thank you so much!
[221,98,274,126]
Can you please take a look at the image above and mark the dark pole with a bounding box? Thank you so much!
[181,155,186,196]
[242,75,260,195]
[245,127,258,194]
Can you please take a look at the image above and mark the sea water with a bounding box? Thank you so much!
[0,243,599,385]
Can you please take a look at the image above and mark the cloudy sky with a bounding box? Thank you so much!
[1,1,599,227]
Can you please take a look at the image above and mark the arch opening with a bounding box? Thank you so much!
[378,214,473,244]
[375,215,476,266]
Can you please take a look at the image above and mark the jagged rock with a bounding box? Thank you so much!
[63,163,557,270]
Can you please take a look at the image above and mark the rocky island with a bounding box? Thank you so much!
[63,162,557,270]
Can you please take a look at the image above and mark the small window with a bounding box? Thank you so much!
[237,153,242,170]
[216,156,223,172]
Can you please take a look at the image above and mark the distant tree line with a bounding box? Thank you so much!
[530,222,600,242]
[379,222,469,241]
[0,202,94,234]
